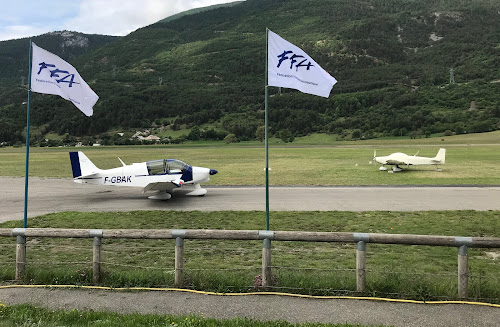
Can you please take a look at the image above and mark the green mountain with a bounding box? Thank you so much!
[0,31,118,87]
[1,0,499,144]
[157,1,245,24]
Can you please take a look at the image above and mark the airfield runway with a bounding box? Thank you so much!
[1,177,499,222]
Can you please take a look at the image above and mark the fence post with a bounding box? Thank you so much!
[90,229,103,284]
[13,228,26,281]
[458,245,469,299]
[356,241,366,292]
[259,230,274,287]
[354,233,369,293]
[173,230,185,287]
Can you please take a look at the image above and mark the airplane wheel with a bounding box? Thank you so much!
[198,194,206,197]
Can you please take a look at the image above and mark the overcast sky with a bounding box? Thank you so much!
[0,0,240,41]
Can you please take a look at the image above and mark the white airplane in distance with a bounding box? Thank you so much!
[372,148,446,172]
[69,151,217,200]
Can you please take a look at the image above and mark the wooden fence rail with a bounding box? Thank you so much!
[1,228,500,298]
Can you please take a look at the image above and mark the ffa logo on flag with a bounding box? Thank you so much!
[31,43,98,117]
[36,62,80,88]
[277,50,314,71]
[267,30,337,98]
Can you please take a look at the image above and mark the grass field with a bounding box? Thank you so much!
[0,131,499,185]
[0,132,498,311]
[0,304,380,327]
[0,210,498,302]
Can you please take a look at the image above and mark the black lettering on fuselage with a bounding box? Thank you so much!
[104,176,132,184]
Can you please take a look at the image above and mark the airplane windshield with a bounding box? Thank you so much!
[167,159,189,174]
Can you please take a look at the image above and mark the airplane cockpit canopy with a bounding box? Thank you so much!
[146,159,189,175]
[167,159,189,174]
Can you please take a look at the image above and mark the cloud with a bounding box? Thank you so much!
[62,0,240,36]
[0,0,240,41]
[0,0,79,41]
[0,25,56,42]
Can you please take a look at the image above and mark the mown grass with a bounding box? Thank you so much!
[0,304,382,327]
[0,210,498,302]
[292,130,500,145]
[1,133,499,185]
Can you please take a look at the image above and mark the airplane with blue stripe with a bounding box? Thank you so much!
[69,151,217,200]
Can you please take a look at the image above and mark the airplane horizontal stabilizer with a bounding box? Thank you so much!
[74,173,101,180]
[72,172,101,184]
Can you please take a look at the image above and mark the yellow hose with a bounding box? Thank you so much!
[1,284,499,308]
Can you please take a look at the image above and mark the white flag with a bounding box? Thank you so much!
[31,43,98,116]
[267,30,337,98]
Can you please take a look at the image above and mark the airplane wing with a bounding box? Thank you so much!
[141,179,183,194]
[386,159,407,165]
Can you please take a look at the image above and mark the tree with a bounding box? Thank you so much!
[256,126,265,142]
[187,126,201,141]
[352,129,362,139]
[278,129,293,143]
[224,134,238,144]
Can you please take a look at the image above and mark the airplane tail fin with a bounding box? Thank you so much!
[434,148,446,164]
[69,151,100,178]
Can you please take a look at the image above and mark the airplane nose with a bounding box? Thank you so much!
[209,169,218,175]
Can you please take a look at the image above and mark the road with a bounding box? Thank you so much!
[1,177,500,223]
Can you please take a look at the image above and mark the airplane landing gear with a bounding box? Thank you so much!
[392,165,403,172]
[148,191,172,200]
[186,183,208,197]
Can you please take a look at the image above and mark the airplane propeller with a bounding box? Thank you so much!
[369,150,377,164]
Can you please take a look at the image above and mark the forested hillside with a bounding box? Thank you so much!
[0,31,118,143]
[1,0,499,145]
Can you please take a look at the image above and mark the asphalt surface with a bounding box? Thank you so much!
[1,287,500,327]
[1,177,500,326]
[1,177,500,223]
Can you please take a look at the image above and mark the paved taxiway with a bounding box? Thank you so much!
[1,177,499,222]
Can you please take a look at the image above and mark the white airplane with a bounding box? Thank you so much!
[69,151,217,200]
[372,148,446,172]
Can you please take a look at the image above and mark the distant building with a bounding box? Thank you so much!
[131,131,143,139]
[144,135,160,142]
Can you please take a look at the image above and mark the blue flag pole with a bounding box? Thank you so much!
[24,39,33,228]
[265,28,270,230]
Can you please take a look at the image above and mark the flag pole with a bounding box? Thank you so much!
[265,28,270,230]
[24,39,33,228]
